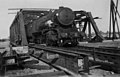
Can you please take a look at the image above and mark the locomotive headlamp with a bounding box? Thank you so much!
[56,13,59,16]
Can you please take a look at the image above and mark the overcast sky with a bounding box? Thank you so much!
[0,0,120,38]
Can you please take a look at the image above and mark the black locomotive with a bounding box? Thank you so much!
[28,7,79,46]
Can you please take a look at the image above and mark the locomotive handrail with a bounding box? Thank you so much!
[8,8,56,11]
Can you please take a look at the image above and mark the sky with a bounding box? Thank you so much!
[0,0,120,38]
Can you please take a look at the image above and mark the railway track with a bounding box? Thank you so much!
[18,44,90,76]
[28,44,120,73]
[0,44,90,76]
[0,50,72,76]
[29,52,77,76]
[29,44,90,73]
[1,44,120,76]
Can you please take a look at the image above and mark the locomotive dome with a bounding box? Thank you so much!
[56,7,75,26]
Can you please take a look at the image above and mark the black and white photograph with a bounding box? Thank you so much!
[0,0,120,77]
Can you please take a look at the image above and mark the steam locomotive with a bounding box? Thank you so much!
[27,7,80,46]
[10,6,103,46]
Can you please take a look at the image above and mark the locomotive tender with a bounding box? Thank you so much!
[10,6,103,46]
